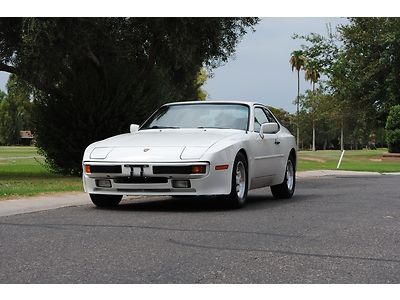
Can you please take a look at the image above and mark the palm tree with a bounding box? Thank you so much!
[304,63,320,93]
[290,50,306,150]
[304,62,320,151]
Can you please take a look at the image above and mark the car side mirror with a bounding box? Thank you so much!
[130,124,140,134]
[259,122,278,138]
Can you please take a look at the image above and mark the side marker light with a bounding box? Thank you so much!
[215,164,229,170]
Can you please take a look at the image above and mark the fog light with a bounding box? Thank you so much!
[172,180,191,188]
[96,179,112,188]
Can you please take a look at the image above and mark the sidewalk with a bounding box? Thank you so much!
[0,170,399,217]
[0,192,89,217]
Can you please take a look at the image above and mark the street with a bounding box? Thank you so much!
[0,175,399,283]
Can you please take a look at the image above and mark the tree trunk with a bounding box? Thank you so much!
[312,119,316,151]
[296,70,300,150]
[311,81,316,151]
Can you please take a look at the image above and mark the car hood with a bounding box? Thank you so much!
[86,129,242,162]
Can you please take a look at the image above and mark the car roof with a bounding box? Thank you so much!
[164,100,266,107]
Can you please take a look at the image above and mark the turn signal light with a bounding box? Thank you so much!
[215,164,229,170]
[191,165,206,174]
[84,165,91,174]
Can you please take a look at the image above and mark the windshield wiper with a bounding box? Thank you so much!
[144,126,180,129]
[196,126,226,129]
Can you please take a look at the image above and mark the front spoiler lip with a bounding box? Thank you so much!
[93,187,196,193]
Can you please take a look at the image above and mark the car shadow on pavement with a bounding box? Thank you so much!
[109,192,310,213]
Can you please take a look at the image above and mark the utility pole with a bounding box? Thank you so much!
[340,118,344,151]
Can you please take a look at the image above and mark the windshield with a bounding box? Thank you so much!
[141,103,249,131]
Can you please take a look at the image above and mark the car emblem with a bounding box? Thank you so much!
[143,148,150,152]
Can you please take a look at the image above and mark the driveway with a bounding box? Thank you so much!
[0,174,399,283]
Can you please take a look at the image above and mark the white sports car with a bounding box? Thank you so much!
[82,101,296,208]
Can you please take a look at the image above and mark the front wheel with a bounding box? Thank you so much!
[89,194,122,207]
[270,155,296,199]
[224,152,248,208]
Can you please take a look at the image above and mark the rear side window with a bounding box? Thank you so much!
[264,109,277,123]
[254,107,269,132]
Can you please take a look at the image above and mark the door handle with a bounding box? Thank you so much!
[274,139,280,145]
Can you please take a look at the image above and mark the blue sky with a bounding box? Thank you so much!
[0,17,348,112]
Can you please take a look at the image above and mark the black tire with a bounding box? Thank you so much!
[224,152,248,208]
[89,194,122,207]
[270,155,296,199]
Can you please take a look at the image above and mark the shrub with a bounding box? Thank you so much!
[386,105,400,153]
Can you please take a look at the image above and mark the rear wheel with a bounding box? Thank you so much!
[224,152,248,208]
[89,194,122,207]
[270,155,296,199]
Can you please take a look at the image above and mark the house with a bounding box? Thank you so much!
[19,130,34,145]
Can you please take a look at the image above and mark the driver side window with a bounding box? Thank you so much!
[254,107,269,132]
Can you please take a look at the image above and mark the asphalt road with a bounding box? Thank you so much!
[0,175,399,283]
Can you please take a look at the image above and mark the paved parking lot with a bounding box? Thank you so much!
[0,175,399,283]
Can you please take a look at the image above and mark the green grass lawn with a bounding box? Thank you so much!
[298,149,400,172]
[0,146,82,199]
[0,146,399,199]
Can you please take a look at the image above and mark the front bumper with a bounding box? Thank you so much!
[82,161,232,196]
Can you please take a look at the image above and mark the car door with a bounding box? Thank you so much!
[250,106,282,187]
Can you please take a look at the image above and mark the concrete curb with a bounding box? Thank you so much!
[297,170,378,179]
[297,170,400,179]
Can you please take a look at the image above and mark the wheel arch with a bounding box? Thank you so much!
[289,148,297,169]
[237,148,251,189]
[237,148,248,165]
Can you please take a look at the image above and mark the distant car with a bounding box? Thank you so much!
[82,101,297,208]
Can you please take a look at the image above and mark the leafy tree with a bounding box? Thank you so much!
[0,75,32,145]
[268,106,295,134]
[0,90,5,101]
[0,18,258,174]
[292,24,339,76]
[289,50,306,149]
[293,20,392,151]
[386,105,400,153]
[296,85,366,151]
[196,68,208,101]
[298,89,329,150]
[339,18,400,120]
